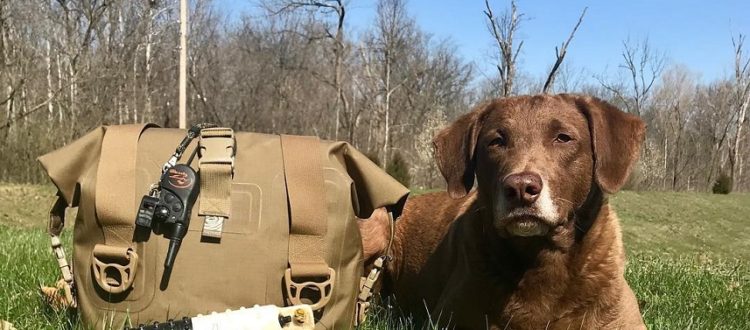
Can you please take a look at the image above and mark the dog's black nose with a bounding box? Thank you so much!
[503,172,543,205]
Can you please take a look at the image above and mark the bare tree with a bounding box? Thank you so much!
[359,0,415,168]
[0,0,748,192]
[542,7,587,94]
[265,0,349,139]
[653,65,698,189]
[554,63,587,93]
[484,0,524,97]
[597,37,666,116]
[694,81,735,189]
[729,34,750,190]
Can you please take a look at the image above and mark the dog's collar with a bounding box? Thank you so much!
[574,184,604,241]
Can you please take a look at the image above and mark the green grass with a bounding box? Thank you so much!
[0,224,78,329]
[626,254,749,329]
[612,191,750,260]
[1,186,749,329]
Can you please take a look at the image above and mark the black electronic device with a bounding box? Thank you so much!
[135,164,199,269]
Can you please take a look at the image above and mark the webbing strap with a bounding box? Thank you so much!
[280,135,330,278]
[45,195,76,309]
[49,198,71,284]
[45,123,154,306]
[95,124,155,247]
[198,127,235,238]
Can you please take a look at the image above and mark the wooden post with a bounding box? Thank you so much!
[179,0,188,129]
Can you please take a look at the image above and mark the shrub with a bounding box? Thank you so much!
[386,152,411,188]
[712,173,733,194]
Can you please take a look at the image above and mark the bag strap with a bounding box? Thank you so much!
[280,135,329,277]
[42,195,76,309]
[95,123,156,247]
[280,135,335,311]
[43,124,155,305]
[197,127,235,239]
[91,123,154,293]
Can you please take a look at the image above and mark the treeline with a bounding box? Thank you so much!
[0,0,748,192]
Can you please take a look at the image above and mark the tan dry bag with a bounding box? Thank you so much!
[38,124,408,329]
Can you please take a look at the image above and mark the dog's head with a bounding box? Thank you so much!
[433,94,645,238]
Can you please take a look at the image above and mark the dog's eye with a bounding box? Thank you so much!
[554,133,573,143]
[489,134,507,147]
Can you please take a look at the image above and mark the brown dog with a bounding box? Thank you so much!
[361,94,646,329]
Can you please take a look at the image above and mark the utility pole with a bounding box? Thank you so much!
[179,0,188,129]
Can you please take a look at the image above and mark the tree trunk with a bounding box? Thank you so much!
[739,152,745,190]
[145,4,154,122]
[663,132,668,190]
[730,34,750,191]
[133,53,139,123]
[56,53,63,123]
[20,81,27,126]
[731,92,749,186]
[5,85,12,135]
[382,51,391,169]
[68,61,77,128]
[46,39,54,122]
[672,129,682,190]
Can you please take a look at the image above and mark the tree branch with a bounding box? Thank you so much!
[542,7,587,94]
[0,89,61,130]
[484,0,523,97]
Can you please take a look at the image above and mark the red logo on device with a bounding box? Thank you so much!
[168,168,193,188]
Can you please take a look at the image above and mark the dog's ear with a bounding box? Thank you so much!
[433,104,486,199]
[565,94,646,194]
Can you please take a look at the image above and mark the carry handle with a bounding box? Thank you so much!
[280,135,333,310]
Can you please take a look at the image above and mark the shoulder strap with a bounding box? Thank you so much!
[279,135,330,278]
[95,123,156,247]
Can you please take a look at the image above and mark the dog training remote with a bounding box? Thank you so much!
[159,164,199,269]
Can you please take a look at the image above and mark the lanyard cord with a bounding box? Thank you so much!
[162,123,217,173]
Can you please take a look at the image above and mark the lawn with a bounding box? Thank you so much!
[1,185,749,329]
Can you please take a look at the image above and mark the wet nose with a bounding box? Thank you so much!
[503,172,543,205]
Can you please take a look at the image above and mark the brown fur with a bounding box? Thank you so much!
[360,94,646,329]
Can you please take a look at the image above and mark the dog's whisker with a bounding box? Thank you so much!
[503,315,513,330]
[554,197,575,206]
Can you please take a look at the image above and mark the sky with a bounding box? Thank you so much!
[218,0,750,84]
